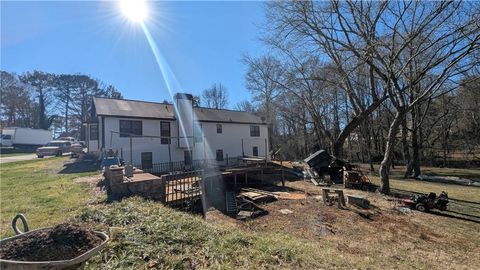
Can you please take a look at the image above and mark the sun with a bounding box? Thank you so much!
[119,0,149,23]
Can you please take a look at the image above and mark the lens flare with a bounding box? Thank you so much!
[140,22,194,150]
[120,0,148,23]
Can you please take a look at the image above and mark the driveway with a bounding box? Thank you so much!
[0,154,53,164]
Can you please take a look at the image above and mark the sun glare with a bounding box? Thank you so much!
[120,0,148,23]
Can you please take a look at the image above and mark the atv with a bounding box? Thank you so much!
[409,191,449,212]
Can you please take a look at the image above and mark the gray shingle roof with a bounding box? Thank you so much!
[94,97,175,119]
[93,97,266,124]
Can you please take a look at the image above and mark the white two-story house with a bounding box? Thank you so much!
[84,93,269,169]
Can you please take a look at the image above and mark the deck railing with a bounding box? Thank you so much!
[135,156,241,174]
[162,170,203,207]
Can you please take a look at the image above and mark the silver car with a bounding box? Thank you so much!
[36,140,72,158]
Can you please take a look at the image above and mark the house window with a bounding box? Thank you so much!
[89,124,98,140]
[216,149,224,161]
[194,123,203,143]
[250,125,260,137]
[184,150,192,166]
[141,152,153,170]
[253,146,258,157]
[119,120,142,137]
[216,124,222,134]
[160,121,171,144]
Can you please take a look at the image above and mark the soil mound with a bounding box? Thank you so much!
[0,223,103,261]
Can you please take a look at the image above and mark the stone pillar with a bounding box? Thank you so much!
[107,166,128,199]
[108,166,124,186]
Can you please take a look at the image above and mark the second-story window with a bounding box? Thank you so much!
[250,125,260,137]
[89,124,98,140]
[216,124,222,134]
[160,121,171,144]
[120,120,142,137]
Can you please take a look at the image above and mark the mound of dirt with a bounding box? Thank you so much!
[0,223,103,261]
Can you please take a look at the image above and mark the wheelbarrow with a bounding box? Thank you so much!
[0,214,109,270]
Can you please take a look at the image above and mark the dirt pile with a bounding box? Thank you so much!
[0,223,103,261]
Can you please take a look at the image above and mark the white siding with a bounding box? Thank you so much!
[200,122,269,159]
[88,116,269,165]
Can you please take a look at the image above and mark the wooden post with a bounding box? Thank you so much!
[336,190,346,207]
[322,189,329,206]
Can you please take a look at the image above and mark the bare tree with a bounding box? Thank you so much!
[262,1,479,193]
[235,100,256,113]
[264,1,388,158]
[201,83,229,109]
[0,72,32,126]
[243,54,283,149]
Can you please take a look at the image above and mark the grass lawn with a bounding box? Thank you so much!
[359,164,480,203]
[1,158,479,269]
[421,166,480,180]
[0,157,98,237]
[0,152,33,158]
[78,198,335,269]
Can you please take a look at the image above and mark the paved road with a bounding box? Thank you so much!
[0,154,53,164]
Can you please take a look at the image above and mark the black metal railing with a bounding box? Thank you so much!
[135,156,241,174]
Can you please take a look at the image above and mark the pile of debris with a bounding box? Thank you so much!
[228,188,309,220]
[303,150,378,191]
[232,189,276,220]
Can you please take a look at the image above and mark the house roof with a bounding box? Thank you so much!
[94,97,175,119]
[93,97,266,124]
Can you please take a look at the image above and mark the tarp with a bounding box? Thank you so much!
[304,150,333,170]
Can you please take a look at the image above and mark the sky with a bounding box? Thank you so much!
[1,0,268,107]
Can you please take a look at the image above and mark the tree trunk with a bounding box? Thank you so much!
[402,117,413,178]
[401,116,411,165]
[303,118,309,156]
[365,118,375,172]
[65,97,69,134]
[333,97,387,158]
[379,111,404,194]
[405,105,421,178]
[411,129,421,177]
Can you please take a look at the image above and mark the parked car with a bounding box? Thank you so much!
[36,140,72,158]
[70,142,85,158]
[57,137,76,142]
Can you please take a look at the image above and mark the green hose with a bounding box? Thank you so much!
[12,214,29,235]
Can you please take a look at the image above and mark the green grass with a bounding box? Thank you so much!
[421,167,480,180]
[0,152,33,157]
[77,197,345,270]
[370,175,480,203]
[363,164,480,203]
[0,157,98,237]
[2,158,480,269]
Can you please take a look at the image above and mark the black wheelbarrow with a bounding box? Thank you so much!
[0,214,109,270]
